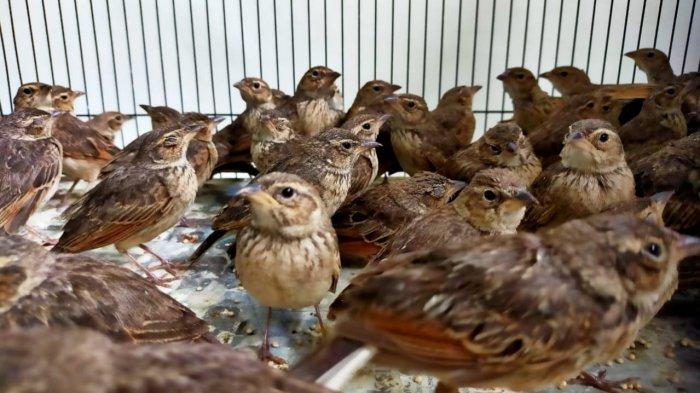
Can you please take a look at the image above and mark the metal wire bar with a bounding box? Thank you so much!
[105,0,126,145]
[585,0,598,74]
[72,0,91,114]
[617,0,631,84]
[154,0,167,103]
[307,0,311,68]
[470,0,479,86]
[437,0,445,99]
[536,0,547,76]
[57,0,72,87]
[221,0,233,118]
[39,0,55,84]
[521,0,530,66]
[170,0,184,109]
[120,0,139,135]
[205,0,217,111]
[455,0,463,84]
[22,0,39,80]
[682,0,697,73]
[390,0,394,82]
[632,0,648,82]
[601,0,614,83]
[373,0,377,79]
[501,0,513,120]
[406,0,411,91]
[255,0,263,79]
[421,0,428,96]
[326,0,330,67]
[553,0,564,82]
[187,0,201,111]
[0,15,14,111]
[290,0,296,84]
[341,0,344,93]
[8,0,24,83]
[571,0,581,65]
[238,0,247,77]
[483,0,496,131]
[653,0,664,47]
[87,0,106,111]
[668,0,680,57]
[137,0,151,104]
[358,0,361,90]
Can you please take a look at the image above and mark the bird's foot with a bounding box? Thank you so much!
[573,370,640,393]
[259,345,287,365]
[141,269,178,287]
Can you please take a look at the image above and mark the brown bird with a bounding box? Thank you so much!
[49,85,86,112]
[431,85,482,147]
[188,128,380,264]
[213,78,290,175]
[0,235,211,343]
[498,67,563,134]
[332,172,465,266]
[0,109,62,235]
[140,104,183,129]
[344,79,401,120]
[12,81,53,111]
[382,168,537,258]
[441,122,542,185]
[233,173,341,363]
[53,125,201,285]
[85,111,133,142]
[0,328,332,393]
[341,113,391,202]
[521,119,635,231]
[383,94,460,175]
[101,114,222,187]
[250,111,297,173]
[295,213,700,393]
[540,66,656,99]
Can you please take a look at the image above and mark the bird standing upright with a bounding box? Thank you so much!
[498,67,562,134]
[431,85,482,147]
[540,66,656,99]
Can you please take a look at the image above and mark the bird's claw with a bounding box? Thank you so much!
[573,370,640,393]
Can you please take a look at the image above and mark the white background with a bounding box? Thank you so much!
[1,0,698,148]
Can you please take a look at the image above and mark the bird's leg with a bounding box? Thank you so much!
[60,180,80,205]
[259,307,286,364]
[572,369,640,393]
[121,250,175,287]
[139,244,179,276]
[314,303,327,336]
[435,381,460,393]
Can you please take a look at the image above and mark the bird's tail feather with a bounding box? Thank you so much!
[187,229,226,266]
[291,337,376,391]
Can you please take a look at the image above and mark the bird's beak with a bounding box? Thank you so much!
[360,141,382,151]
[378,114,392,123]
[234,183,279,207]
[211,116,226,125]
[512,189,539,205]
[624,50,639,59]
[506,142,518,153]
[74,91,86,97]
[389,84,402,92]
[470,85,483,93]
[123,114,135,121]
[650,190,674,206]
[678,235,700,259]
[140,104,153,112]
[496,72,507,81]
[233,81,244,89]
[450,179,467,190]
[328,71,342,81]
[539,72,551,79]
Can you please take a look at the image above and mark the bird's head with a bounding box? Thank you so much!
[315,128,381,169]
[137,123,202,164]
[259,111,295,142]
[341,113,391,141]
[560,119,625,172]
[382,94,429,127]
[478,122,529,167]
[540,66,592,96]
[50,85,85,112]
[353,80,401,107]
[625,48,671,76]
[297,66,341,98]
[180,112,225,142]
[497,67,539,98]
[140,104,182,130]
[234,77,274,106]
[13,82,53,111]
[436,85,481,109]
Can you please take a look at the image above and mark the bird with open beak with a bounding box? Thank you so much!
[497,67,563,134]
[86,111,134,143]
[431,85,482,147]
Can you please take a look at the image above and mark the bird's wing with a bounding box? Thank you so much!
[520,164,562,230]
[99,132,150,177]
[53,115,120,161]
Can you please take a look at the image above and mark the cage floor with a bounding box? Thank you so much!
[30,178,700,393]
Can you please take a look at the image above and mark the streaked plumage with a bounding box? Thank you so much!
[341,113,390,202]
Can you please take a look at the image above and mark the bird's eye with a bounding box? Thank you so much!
[362,122,371,130]
[23,87,33,95]
[646,52,655,58]
[645,242,662,258]
[341,141,352,150]
[61,95,68,100]
[602,105,611,112]
[667,88,676,95]
[516,74,525,80]
[483,190,497,201]
[560,71,569,77]
[372,85,381,92]
[586,101,595,108]
[598,133,609,142]
[312,70,319,77]
[407,101,416,108]
[253,82,261,89]
[489,144,501,155]
[115,116,122,121]
[280,187,295,198]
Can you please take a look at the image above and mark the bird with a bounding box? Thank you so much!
[380,168,537,259]
[441,122,542,185]
[212,78,290,175]
[0,109,62,235]
[250,110,297,173]
[49,85,86,112]
[295,212,700,393]
[344,80,401,120]
[12,81,53,111]
[53,124,201,285]
[431,85,482,147]
[188,128,380,264]
[332,172,466,266]
[0,234,211,343]
[383,94,460,175]
[540,66,656,99]
[341,112,391,202]
[497,67,563,134]
[521,119,635,231]
[101,114,222,187]
[139,104,183,129]
[232,172,341,363]
[0,328,332,393]
[85,111,133,142]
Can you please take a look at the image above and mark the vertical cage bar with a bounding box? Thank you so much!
[154,0,167,104]
[238,0,247,77]
[23,0,40,80]
[57,0,73,87]
[307,0,311,68]
[40,0,55,84]
[536,0,547,76]
[571,0,581,65]
[501,0,513,120]
[421,0,428,96]
[120,0,139,134]
[484,0,496,130]
[437,0,445,99]
[653,0,663,48]
[72,0,91,114]
[668,0,680,57]
[341,0,345,94]
[255,0,262,78]
[682,0,697,73]
[137,0,151,104]
[205,0,217,112]
[553,0,564,78]
[188,0,201,111]
[617,0,631,83]
[170,0,184,109]
[406,0,411,91]
[0,21,13,111]
[390,0,395,83]
[325,0,329,67]
[358,0,361,90]
[632,0,648,82]
[600,0,614,83]
[373,0,377,79]
[455,0,463,85]
[290,0,296,83]
[273,0,280,88]
[521,0,530,66]
[105,0,126,145]
[221,0,233,118]
[585,0,598,74]
[470,0,479,86]
[8,0,24,83]
[88,0,106,111]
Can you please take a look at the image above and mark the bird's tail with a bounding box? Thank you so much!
[187,229,227,267]
[291,337,377,391]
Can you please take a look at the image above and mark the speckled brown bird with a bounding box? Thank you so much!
[0,109,61,234]
[213,78,290,175]
[101,114,222,187]
[295,213,700,393]
[521,119,635,231]
[53,125,200,285]
[540,66,656,99]
[0,235,211,343]
[12,82,53,111]
[341,113,391,202]
[497,67,563,134]
[332,172,465,266]
[86,111,133,142]
[344,80,401,120]
[233,173,341,363]
[383,94,460,175]
[250,111,297,173]
[0,328,332,393]
[382,168,537,258]
[188,128,380,264]
[441,122,541,185]
[431,85,482,147]
[140,104,183,129]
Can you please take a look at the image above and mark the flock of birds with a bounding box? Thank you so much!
[0,46,699,393]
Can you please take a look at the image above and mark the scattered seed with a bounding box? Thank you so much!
[680,338,692,347]
[195,286,204,291]
[615,357,624,364]
[271,341,279,348]
[413,376,423,384]
[627,353,636,360]
[606,361,614,366]
[219,309,235,317]
[557,381,567,389]
[620,383,628,390]
[245,328,254,335]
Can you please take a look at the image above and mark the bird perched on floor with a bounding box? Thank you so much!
[540,66,656,99]
[213,78,290,175]
[101,114,222,187]
[53,124,201,285]
[233,173,341,363]
[521,119,635,231]
[250,111,297,173]
[296,213,700,393]
[383,94,460,175]
[344,80,401,120]
[0,109,61,235]
[380,168,537,259]
[85,111,133,142]
[0,235,211,343]
[12,82,53,111]
[498,67,562,134]
[333,172,465,266]
[341,113,391,202]
[188,129,381,264]
[431,85,482,147]
[276,66,344,136]
[140,104,183,129]
[441,122,541,185]
[0,328,332,393]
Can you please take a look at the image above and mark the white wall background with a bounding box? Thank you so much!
[1,0,699,148]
